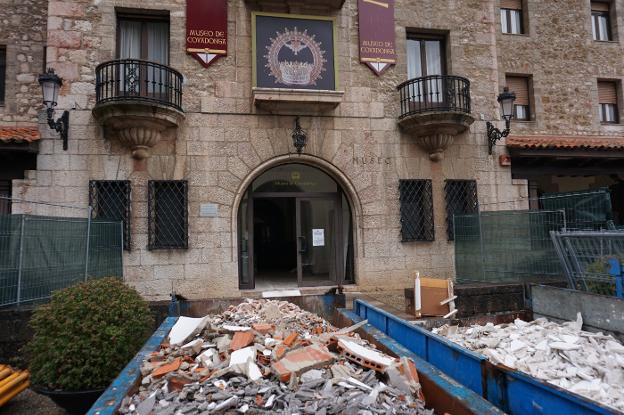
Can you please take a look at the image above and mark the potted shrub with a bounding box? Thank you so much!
[26,277,154,414]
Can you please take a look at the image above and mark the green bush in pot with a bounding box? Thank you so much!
[26,277,154,392]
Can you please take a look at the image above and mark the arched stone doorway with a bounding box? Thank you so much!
[237,163,355,290]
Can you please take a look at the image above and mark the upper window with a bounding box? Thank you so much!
[0,47,5,106]
[598,81,619,123]
[506,75,531,121]
[592,2,612,41]
[406,36,445,80]
[148,180,188,250]
[89,181,132,250]
[500,0,524,35]
[117,13,169,64]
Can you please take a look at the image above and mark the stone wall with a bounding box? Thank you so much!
[0,0,47,124]
[14,0,530,300]
[497,0,624,137]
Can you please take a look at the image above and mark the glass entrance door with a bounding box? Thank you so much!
[296,197,338,286]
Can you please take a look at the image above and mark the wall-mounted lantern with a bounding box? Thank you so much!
[487,87,516,155]
[292,117,307,154]
[38,68,69,150]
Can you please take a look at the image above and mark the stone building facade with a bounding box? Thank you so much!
[4,0,623,300]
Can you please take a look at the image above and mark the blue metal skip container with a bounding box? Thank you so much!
[353,299,619,415]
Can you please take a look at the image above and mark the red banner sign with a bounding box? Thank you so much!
[186,0,228,68]
[358,0,396,76]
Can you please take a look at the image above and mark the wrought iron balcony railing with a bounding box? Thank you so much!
[95,59,183,112]
[397,75,471,119]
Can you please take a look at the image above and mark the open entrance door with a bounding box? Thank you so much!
[237,163,353,290]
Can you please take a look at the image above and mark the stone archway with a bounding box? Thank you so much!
[231,155,362,290]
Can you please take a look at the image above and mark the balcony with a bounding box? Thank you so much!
[397,75,475,161]
[92,59,185,159]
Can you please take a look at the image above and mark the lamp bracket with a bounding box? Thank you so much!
[46,107,69,151]
[486,119,511,155]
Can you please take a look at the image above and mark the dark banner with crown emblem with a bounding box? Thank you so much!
[358,0,396,76]
[253,13,337,90]
[186,0,227,68]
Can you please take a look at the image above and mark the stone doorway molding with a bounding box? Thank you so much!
[230,154,364,276]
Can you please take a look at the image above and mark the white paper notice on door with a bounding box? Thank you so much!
[312,229,325,247]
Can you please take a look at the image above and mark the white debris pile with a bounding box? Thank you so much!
[434,314,624,411]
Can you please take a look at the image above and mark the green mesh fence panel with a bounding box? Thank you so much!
[454,210,566,284]
[0,215,123,307]
[540,188,612,230]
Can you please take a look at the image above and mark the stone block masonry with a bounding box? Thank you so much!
[8,0,549,300]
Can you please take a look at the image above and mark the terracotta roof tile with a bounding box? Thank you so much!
[507,135,624,150]
[0,127,41,143]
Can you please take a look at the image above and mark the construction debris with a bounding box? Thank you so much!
[120,299,433,414]
[434,314,624,411]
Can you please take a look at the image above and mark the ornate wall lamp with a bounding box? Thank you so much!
[292,117,307,154]
[38,68,69,150]
[487,87,516,155]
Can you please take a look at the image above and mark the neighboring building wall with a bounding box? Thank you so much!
[15,0,529,300]
[497,0,624,136]
[0,0,47,124]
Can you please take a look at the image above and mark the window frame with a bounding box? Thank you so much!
[501,8,524,35]
[115,11,171,62]
[148,180,189,250]
[399,179,435,242]
[89,180,132,251]
[444,180,479,241]
[591,2,613,41]
[598,80,620,124]
[506,75,532,122]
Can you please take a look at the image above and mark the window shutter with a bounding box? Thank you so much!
[399,179,434,242]
[506,76,530,106]
[598,81,617,104]
[591,1,610,12]
[500,0,522,10]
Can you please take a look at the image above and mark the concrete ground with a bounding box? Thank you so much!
[0,389,65,414]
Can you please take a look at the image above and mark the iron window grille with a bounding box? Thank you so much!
[148,180,188,250]
[89,180,131,250]
[445,180,479,241]
[399,179,434,242]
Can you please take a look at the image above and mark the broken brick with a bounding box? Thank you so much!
[151,357,182,378]
[168,375,192,392]
[273,344,288,360]
[283,332,299,347]
[252,323,275,335]
[230,331,255,351]
[272,344,335,382]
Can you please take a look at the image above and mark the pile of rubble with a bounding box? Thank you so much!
[434,315,624,411]
[120,300,433,415]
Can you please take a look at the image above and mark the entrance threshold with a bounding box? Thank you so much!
[241,284,345,299]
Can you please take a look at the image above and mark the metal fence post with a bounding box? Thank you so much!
[120,221,124,279]
[16,215,26,306]
[608,257,623,298]
[84,206,92,281]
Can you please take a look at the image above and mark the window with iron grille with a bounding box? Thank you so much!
[445,180,479,241]
[89,180,131,250]
[148,180,188,250]
[399,179,434,242]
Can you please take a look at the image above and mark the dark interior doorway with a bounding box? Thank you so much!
[253,198,297,284]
